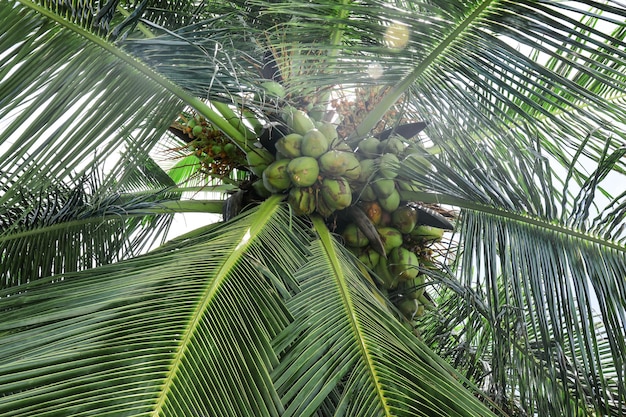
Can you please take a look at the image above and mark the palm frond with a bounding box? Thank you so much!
[139,0,244,34]
[125,1,626,193]
[0,145,182,288]
[119,16,262,99]
[469,210,622,415]
[0,3,183,208]
[396,129,626,414]
[0,79,185,282]
[38,0,113,34]
[36,0,162,39]
[393,1,626,177]
[399,123,626,242]
[0,2,256,283]
[0,196,310,416]
[1,1,250,197]
[3,2,626,417]
[272,215,499,417]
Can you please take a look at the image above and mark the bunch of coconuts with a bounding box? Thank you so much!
[341,201,446,321]
[245,106,452,323]
[245,106,361,216]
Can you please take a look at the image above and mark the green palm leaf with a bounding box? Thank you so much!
[0,3,182,187]
[1,1,247,198]
[120,18,263,99]
[0,179,172,288]
[118,1,626,183]
[0,196,309,416]
[164,0,625,172]
[0,1,248,284]
[0,1,184,262]
[396,118,626,414]
[272,215,499,417]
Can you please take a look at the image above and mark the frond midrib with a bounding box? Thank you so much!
[18,0,246,144]
[353,0,496,137]
[402,191,626,253]
[0,200,224,243]
[150,195,284,416]
[310,215,392,416]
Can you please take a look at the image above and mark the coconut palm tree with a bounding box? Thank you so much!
[1,1,625,416]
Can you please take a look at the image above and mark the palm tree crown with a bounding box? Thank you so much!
[0,1,625,416]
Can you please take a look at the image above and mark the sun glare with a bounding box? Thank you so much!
[383,21,410,50]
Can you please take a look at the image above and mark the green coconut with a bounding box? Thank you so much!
[341,223,370,248]
[376,226,403,254]
[284,108,316,135]
[287,156,320,187]
[379,152,400,179]
[319,150,361,180]
[275,133,303,158]
[378,188,401,212]
[358,247,381,270]
[301,129,329,158]
[388,247,420,280]
[288,186,316,216]
[261,81,286,99]
[316,121,340,147]
[358,136,381,158]
[262,159,291,192]
[411,225,445,241]
[246,146,275,177]
[321,177,352,210]
[378,136,405,155]
[357,158,378,183]
[372,178,396,199]
[391,205,418,234]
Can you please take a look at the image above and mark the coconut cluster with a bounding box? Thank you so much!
[246,107,361,216]
[180,114,246,177]
[342,201,446,321]
[246,107,450,324]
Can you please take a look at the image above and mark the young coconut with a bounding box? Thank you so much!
[288,186,316,216]
[321,177,352,210]
[287,156,320,187]
[262,159,292,192]
[301,129,329,158]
